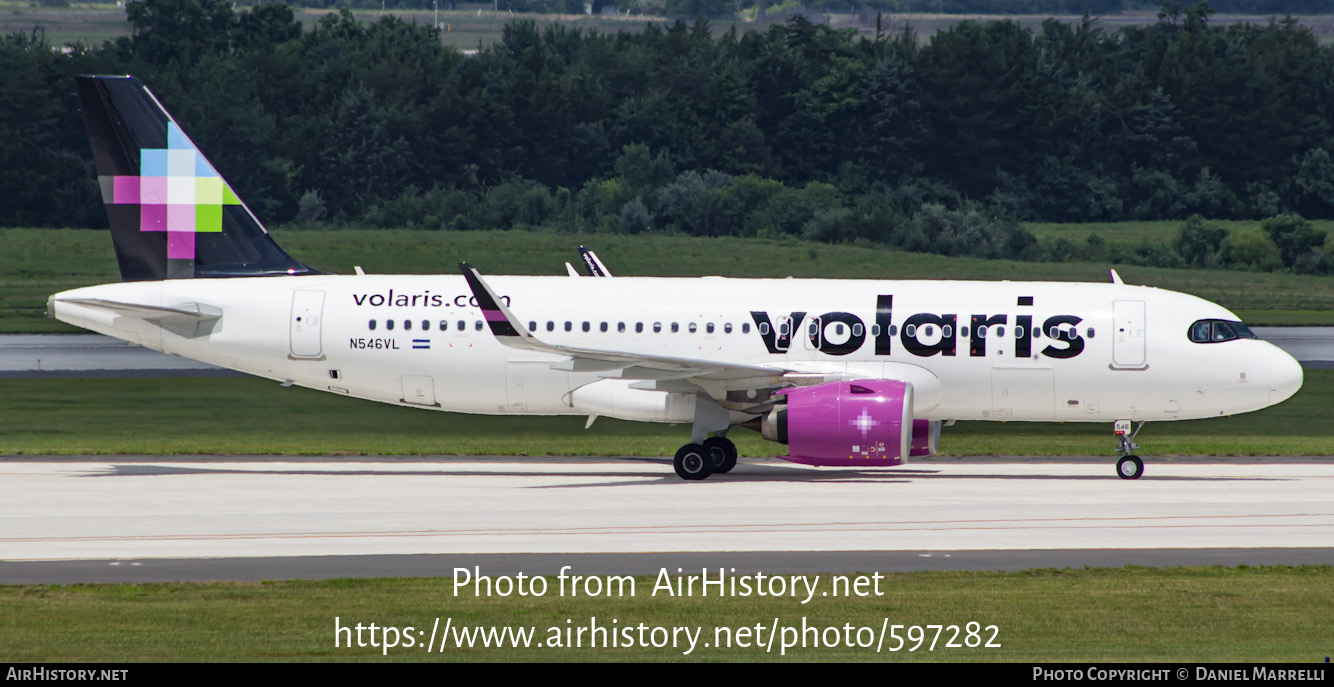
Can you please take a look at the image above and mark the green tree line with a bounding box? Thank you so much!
[3,0,1333,272]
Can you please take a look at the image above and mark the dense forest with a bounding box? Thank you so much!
[3,0,1334,272]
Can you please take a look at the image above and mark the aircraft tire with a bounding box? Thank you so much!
[1116,455,1144,480]
[674,443,714,481]
[703,437,738,474]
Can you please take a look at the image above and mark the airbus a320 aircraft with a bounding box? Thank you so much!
[50,76,1304,480]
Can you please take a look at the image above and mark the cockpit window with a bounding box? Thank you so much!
[1231,322,1257,339]
[1188,319,1257,343]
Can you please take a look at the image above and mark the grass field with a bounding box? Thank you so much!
[1028,219,1334,246]
[1,566,1330,661]
[2,370,1332,457]
[5,226,1334,333]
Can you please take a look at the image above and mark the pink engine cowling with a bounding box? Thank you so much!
[764,380,916,467]
[910,419,941,458]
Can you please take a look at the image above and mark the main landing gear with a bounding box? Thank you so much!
[1114,420,1145,480]
[673,436,738,480]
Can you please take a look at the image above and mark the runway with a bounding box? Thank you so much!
[3,456,1331,582]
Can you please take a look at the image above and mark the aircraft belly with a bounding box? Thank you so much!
[504,360,571,413]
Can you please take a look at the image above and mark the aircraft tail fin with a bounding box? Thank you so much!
[75,75,320,281]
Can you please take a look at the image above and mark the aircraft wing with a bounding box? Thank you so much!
[459,263,811,401]
[578,246,612,277]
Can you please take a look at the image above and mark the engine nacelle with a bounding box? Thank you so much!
[763,380,914,467]
[910,419,941,457]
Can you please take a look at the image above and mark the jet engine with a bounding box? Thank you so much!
[761,379,922,467]
[909,418,941,457]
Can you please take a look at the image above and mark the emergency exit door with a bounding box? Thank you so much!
[289,290,325,359]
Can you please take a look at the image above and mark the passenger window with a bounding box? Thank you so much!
[529,321,536,332]
[439,320,448,331]
[636,322,644,333]
[1086,327,1095,338]
[582,322,590,332]
[387,320,395,331]
[889,325,898,336]
[653,322,662,333]
[457,320,465,331]
[978,325,987,339]
[565,321,572,332]
[760,322,770,336]
[870,324,879,337]
[924,325,934,336]
[942,325,952,338]
[706,322,715,334]
[960,326,969,338]
[369,319,377,331]
[600,322,608,333]
[422,320,429,331]
[905,324,916,337]
[742,323,750,334]
[672,323,679,333]
[852,323,862,337]
[1032,327,1041,339]
[689,322,697,333]
[547,321,554,332]
[724,323,733,334]
[475,321,482,331]
[779,323,788,336]
[618,322,626,333]
[405,319,412,331]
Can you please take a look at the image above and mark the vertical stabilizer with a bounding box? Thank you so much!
[75,75,320,281]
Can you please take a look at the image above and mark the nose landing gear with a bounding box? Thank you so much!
[1114,420,1145,480]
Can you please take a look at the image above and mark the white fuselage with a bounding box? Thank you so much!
[50,274,1303,424]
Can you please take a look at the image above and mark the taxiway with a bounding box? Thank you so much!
[2,456,1330,582]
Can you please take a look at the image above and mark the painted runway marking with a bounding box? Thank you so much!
[6,512,1332,543]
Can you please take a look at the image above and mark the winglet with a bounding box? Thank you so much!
[458,262,527,341]
[1109,269,1124,285]
[579,246,612,277]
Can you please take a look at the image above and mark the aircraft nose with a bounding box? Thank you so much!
[1268,345,1303,405]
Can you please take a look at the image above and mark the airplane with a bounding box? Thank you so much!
[48,75,1305,481]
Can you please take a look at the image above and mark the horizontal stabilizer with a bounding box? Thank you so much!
[53,297,221,338]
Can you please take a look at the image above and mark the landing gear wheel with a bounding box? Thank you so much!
[1117,455,1144,480]
[703,437,738,474]
[674,443,714,481]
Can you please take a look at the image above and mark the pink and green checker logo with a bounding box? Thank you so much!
[110,121,241,260]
